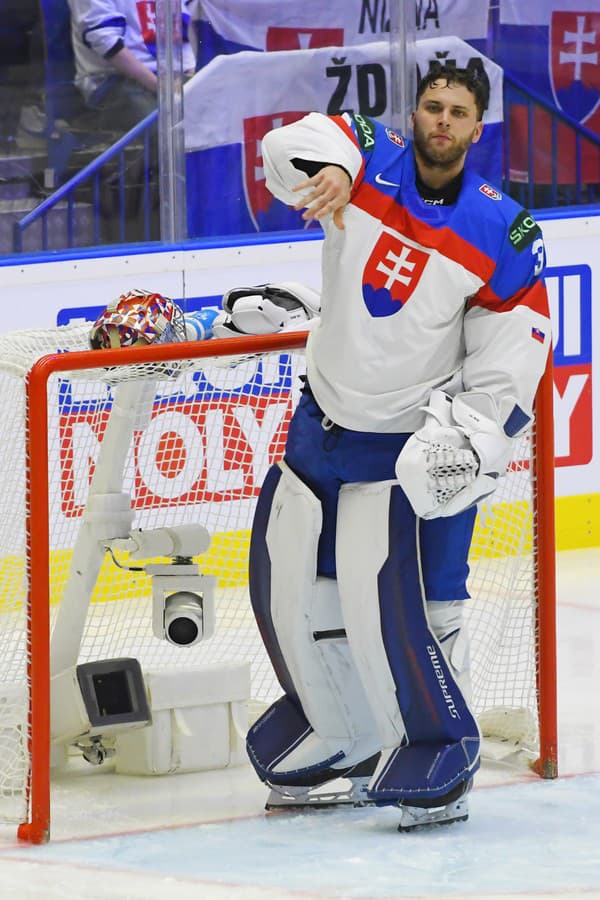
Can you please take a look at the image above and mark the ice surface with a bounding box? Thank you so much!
[0,548,598,900]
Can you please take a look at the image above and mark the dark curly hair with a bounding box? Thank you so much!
[416,64,489,121]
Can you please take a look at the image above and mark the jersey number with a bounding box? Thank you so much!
[532,238,544,277]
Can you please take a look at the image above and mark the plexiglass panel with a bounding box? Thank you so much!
[1,2,598,258]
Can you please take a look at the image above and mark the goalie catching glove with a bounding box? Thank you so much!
[212,282,320,338]
[395,390,515,519]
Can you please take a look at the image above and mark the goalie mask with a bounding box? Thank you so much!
[89,289,186,350]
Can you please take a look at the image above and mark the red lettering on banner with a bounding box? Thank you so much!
[59,395,293,517]
[265,27,344,51]
[59,410,107,518]
[506,365,593,472]
[553,364,593,467]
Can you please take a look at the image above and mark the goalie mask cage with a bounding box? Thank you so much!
[0,325,557,843]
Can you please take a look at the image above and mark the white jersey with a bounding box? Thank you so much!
[68,0,196,100]
[262,112,551,435]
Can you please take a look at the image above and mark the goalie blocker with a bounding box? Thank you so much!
[212,282,320,337]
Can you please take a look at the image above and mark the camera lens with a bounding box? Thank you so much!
[163,592,204,646]
[167,616,199,646]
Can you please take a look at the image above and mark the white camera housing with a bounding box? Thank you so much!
[148,563,216,646]
[51,657,151,747]
[110,524,212,560]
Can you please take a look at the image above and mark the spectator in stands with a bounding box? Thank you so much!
[0,0,43,152]
[67,0,196,239]
[68,0,196,132]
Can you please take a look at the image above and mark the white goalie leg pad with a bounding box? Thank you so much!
[335,480,408,748]
[335,485,477,746]
[426,600,472,702]
[336,481,481,805]
[266,462,379,772]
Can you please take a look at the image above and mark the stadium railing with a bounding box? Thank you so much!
[502,71,600,209]
[12,112,156,252]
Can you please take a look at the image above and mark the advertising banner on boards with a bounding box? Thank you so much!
[0,211,597,515]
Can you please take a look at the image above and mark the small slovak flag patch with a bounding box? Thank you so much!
[479,183,502,200]
[531,326,545,343]
[386,128,405,147]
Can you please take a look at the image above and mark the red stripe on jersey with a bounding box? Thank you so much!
[468,279,550,316]
[330,115,366,191]
[352,182,496,282]
[331,115,359,148]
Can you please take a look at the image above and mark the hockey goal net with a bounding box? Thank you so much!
[0,324,556,843]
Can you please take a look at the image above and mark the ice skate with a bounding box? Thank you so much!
[396,779,472,832]
[265,756,378,811]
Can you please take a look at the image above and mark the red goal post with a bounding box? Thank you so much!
[0,327,556,843]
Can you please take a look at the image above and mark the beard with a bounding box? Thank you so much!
[412,120,476,169]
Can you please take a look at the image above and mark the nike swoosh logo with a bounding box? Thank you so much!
[375,173,401,187]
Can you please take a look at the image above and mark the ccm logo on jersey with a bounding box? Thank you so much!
[479,183,502,200]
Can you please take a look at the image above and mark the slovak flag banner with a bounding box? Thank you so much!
[550,10,600,122]
[497,1,599,183]
[191,0,491,67]
[183,37,503,238]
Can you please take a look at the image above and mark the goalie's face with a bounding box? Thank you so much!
[411,80,483,180]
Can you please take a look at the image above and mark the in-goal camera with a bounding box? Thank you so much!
[106,524,217,647]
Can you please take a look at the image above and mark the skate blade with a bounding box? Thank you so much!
[397,811,469,832]
[265,778,373,812]
[397,796,470,832]
[266,797,357,812]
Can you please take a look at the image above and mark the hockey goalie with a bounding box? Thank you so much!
[234,66,551,831]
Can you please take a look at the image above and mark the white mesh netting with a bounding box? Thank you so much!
[0,323,541,824]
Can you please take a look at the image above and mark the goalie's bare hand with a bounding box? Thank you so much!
[292,165,352,230]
